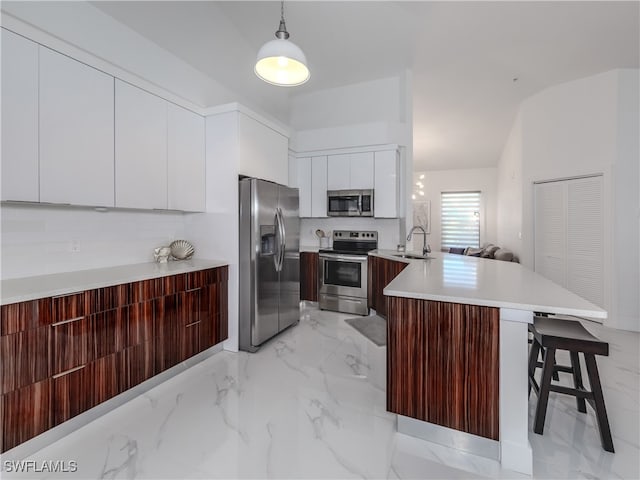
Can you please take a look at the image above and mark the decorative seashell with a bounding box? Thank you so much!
[154,246,171,263]
[170,240,195,260]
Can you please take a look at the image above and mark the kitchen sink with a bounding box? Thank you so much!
[392,253,430,260]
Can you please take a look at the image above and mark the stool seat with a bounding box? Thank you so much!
[528,316,614,453]
[529,317,608,356]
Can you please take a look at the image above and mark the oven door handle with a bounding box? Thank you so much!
[319,253,368,262]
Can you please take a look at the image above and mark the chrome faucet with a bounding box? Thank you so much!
[407,226,431,256]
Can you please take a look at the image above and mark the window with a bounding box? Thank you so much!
[441,191,481,250]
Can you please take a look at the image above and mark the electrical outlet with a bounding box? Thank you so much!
[70,239,80,253]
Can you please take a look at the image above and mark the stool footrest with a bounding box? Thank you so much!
[549,384,594,400]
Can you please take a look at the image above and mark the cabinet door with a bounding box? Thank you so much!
[300,252,318,302]
[1,327,49,394]
[297,157,312,217]
[327,154,350,190]
[350,152,374,189]
[52,363,94,426]
[237,113,289,186]
[374,150,399,218]
[288,152,298,188]
[115,80,168,209]
[50,316,94,376]
[39,47,115,206]
[2,379,52,451]
[1,29,39,202]
[168,104,205,212]
[311,156,328,218]
[154,295,180,372]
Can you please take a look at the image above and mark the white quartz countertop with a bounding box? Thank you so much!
[300,245,320,253]
[1,259,228,305]
[376,251,606,319]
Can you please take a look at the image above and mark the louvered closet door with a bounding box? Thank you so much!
[534,176,604,310]
[567,177,604,308]
[534,182,567,287]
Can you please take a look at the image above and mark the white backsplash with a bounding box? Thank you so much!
[1,204,187,279]
[300,217,402,250]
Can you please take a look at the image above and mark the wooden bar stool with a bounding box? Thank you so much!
[528,316,614,453]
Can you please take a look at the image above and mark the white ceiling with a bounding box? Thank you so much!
[91,1,639,171]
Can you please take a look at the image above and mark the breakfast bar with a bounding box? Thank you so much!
[378,251,607,475]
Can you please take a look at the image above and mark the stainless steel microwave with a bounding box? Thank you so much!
[327,189,374,217]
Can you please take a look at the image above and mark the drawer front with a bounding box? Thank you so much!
[50,292,86,324]
[125,341,155,389]
[50,316,94,376]
[92,308,127,360]
[1,379,52,451]
[86,285,130,313]
[1,298,51,335]
[128,300,154,346]
[52,364,94,426]
[1,327,50,394]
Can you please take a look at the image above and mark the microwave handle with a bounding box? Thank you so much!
[357,195,362,215]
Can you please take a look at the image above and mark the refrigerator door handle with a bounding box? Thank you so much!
[277,207,286,272]
[274,212,281,271]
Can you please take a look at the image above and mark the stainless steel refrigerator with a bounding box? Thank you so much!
[239,177,300,352]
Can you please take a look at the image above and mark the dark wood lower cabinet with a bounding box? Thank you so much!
[0,266,228,452]
[387,297,500,440]
[1,327,50,394]
[125,341,155,389]
[1,379,52,451]
[52,364,95,427]
[300,252,319,302]
[368,256,408,317]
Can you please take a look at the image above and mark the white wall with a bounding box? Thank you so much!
[0,205,186,279]
[290,76,404,131]
[613,69,640,332]
[496,111,524,255]
[412,168,498,253]
[497,69,639,331]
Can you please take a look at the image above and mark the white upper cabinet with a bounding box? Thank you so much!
[311,156,328,217]
[288,151,297,188]
[327,152,374,190]
[327,154,350,190]
[115,80,168,210]
[374,150,399,218]
[168,104,205,212]
[39,47,115,206]
[1,29,39,202]
[349,152,374,189]
[238,113,288,186]
[297,157,312,217]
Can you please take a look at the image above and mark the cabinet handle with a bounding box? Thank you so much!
[53,364,86,379]
[185,320,201,328]
[51,316,84,327]
[185,288,201,293]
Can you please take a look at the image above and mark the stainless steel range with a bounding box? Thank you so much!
[318,230,378,316]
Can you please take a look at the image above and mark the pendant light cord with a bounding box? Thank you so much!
[275,0,290,39]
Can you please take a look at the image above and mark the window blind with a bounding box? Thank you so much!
[441,191,481,250]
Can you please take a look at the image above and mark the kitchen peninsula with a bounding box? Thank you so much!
[371,251,607,475]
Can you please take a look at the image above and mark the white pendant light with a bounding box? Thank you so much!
[255,0,310,87]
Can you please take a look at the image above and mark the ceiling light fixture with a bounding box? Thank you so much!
[255,0,310,87]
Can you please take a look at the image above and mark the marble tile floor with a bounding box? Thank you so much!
[3,305,638,479]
